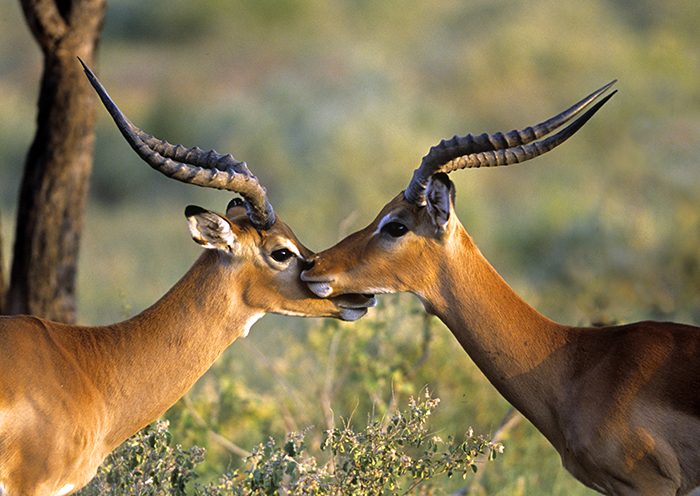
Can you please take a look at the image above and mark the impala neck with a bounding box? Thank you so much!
[99,250,259,446]
[420,227,572,439]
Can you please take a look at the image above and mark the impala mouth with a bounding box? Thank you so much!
[329,292,377,322]
[307,281,334,298]
[303,275,376,309]
[306,280,377,303]
[334,293,377,309]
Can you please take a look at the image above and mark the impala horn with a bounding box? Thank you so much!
[404,81,617,206]
[79,58,275,230]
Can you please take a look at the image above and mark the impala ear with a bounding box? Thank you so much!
[185,205,239,252]
[425,173,455,232]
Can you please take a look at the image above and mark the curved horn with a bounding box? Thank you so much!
[79,58,275,230]
[405,81,617,206]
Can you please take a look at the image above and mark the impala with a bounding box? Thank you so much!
[0,61,375,496]
[302,82,700,496]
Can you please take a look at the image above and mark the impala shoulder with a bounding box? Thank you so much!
[0,314,52,335]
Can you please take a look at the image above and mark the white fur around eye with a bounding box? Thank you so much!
[268,239,302,259]
[283,243,302,259]
[374,214,393,235]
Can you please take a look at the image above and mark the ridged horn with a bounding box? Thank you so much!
[79,58,275,230]
[405,81,617,206]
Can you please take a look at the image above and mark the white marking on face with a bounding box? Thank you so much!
[280,241,302,259]
[267,238,303,260]
[374,213,396,235]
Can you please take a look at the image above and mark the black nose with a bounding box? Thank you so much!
[301,259,315,272]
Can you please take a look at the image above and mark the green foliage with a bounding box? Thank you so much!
[79,421,205,496]
[78,393,501,495]
[317,393,501,495]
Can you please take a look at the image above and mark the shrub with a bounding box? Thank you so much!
[78,392,502,495]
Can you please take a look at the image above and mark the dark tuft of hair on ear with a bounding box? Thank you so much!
[185,205,207,219]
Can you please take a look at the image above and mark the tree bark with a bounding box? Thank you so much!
[6,0,106,323]
[0,214,4,315]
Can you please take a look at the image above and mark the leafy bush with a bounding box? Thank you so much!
[78,421,205,496]
[78,392,502,495]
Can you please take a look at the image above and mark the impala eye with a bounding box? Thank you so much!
[381,222,408,238]
[271,248,295,263]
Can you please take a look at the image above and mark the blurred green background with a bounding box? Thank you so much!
[2,0,700,494]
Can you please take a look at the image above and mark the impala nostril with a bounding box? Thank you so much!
[301,259,315,272]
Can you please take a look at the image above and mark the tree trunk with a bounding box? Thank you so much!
[6,0,106,323]
[0,214,4,315]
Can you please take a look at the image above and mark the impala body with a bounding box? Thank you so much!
[0,62,374,496]
[303,83,700,496]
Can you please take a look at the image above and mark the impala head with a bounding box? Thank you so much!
[302,82,617,302]
[81,59,375,321]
